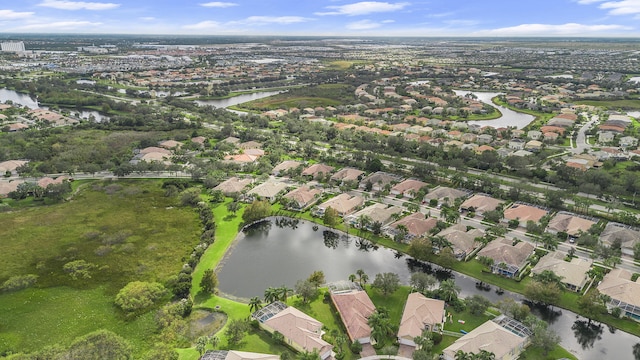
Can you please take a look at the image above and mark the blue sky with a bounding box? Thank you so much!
[0,0,639,36]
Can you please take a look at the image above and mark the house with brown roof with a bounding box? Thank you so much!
[597,268,640,321]
[330,289,376,344]
[423,187,469,207]
[224,154,260,164]
[359,171,402,192]
[477,237,534,277]
[531,251,592,292]
[214,177,253,195]
[301,163,334,179]
[384,213,438,242]
[253,302,333,359]
[442,316,530,360]
[330,167,365,184]
[437,224,483,260]
[159,140,183,149]
[283,187,322,211]
[237,141,262,150]
[390,179,428,199]
[460,194,504,216]
[0,160,28,175]
[546,212,596,238]
[246,181,288,203]
[272,160,303,176]
[600,222,640,257]
[313,193,364,217]
[345,203,404,230]
[503,203,549,228]
[398,293,446,348]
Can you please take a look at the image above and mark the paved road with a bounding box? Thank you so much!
[571,115,599,154]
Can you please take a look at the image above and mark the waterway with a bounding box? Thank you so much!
[0,88,109,122]
[217,217,640,360]
[453,90,535,129]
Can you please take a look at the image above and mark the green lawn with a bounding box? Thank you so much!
[0,180,201,356]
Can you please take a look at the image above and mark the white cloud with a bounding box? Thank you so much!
[600,0,640,15]
[576,0,605,4]
[139,17,155,21]
[0,9,34,19]
[478,22,630,36]
[38,0,120,10]
[381,19,395,23]
[346,19,383,29]
[183,20,221,30]
[238,16,312,25]
[316,1,409,16]
[427,12,454,18]
[200,2,238,8]
[18,20,102,30]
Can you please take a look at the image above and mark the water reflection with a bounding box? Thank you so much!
[526,301,563,325]
[322,230,339,249]
[572,320,604,350]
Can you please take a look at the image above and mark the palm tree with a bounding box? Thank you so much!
[209,336,219,350]
[297,350,321,360]
[455,350,472,360]
[356,269,369,288]
[431,235,452,252]
[438,279,461,303]
[441,206,460,224]
[539,232,559,251]
[348,273,357,283]
[367,310,395,345]
[264,287,279,303]
[249,296,263,313]
[475,350,496,360]
[357,214,372,231]
[278,285,294,302]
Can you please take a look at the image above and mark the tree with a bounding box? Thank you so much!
[439,247,456,268]
[577,290,606,324]
[408,237,433,261]
[466,295,491,316]
[63,259,95,280]
[249,296,262,313]
[527,317,560,356]
[368,309,395,345]
[356,269,369,288]
[196,336,208,356]
[226,201,240,215]
[295,279,317,304]
[225,319,249,347]
[278,285,294,302]
[348,273,357,283]
[199,269,218,294]
[307,270,325,289]
[539,232,559,251]
[297,350,321,360]
[357,214,372,230]
[524,280,560,307]
[323,206,340,226]
[497,298,530,321]
[441,206,460,224]
[264,287,279,303]
[242,200,271,224]
[65,329,132,360]
[533,269,564,288]
[372,272,400,297]
[410,272,437,293]
[438,279,461,303]
[115,281,167,313]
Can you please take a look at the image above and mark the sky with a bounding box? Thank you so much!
[0,0,639,37]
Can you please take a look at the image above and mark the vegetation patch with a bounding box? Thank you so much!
[237,84,356,111]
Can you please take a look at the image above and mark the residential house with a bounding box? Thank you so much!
[283,186,322,211]
[436,224,483,260]
[221,136,240,145]
[598,132,616,144]
[200,351,279,360]
[398,293,446,348]
[272,160,303,176]
[531,251,592,292]
[246,181,288,203]
[477,237,535,277]
[390,179,428,198]
[546,212,596,238]
[597,268,640,321]
[600,222,640,257]
[224,154,260,164]
[508,139,525,150]
[359,171,402,192]
[527,130,542,140]
[442,316,530,360]
[423,187,469,207]
[253,302,333,359]
[237,141,262,150]
[301,163,334,179]
[384,212,438,242]
[524,140,543,152]
[313,193,364,217]
[0,160,28,175]
[330,167,365,184]
[460,194,504,216]
[158,140,182,149]
[329,288,376,344]
[503,203,549,228]
[477,134,493,144]
[214,177,253,195]
[345,203,404,230]
[620,136,638,148]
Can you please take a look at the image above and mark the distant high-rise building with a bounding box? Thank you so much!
[1,41,25,52]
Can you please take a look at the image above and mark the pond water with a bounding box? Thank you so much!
[627,76,640,84]
[195,90,283,109]
[217,217,640,359]
[453,90,535,129]
[0,88,40,109]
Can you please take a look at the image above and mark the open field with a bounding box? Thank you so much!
[574,99,640,110]
[0,180,200,356]
[236,84,355,111]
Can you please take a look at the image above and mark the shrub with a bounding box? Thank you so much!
[115,281,167,313]
[429,331,443,345]
[1,274,38,292]
[350,341,362,354]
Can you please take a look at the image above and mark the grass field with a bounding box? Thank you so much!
[237,83,355,111]
[0,180,201,356]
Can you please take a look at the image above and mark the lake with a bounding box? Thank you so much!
[217,217,640,359]
[453,90,535,129]
[195,90,282,109]
[0,88,109,122]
